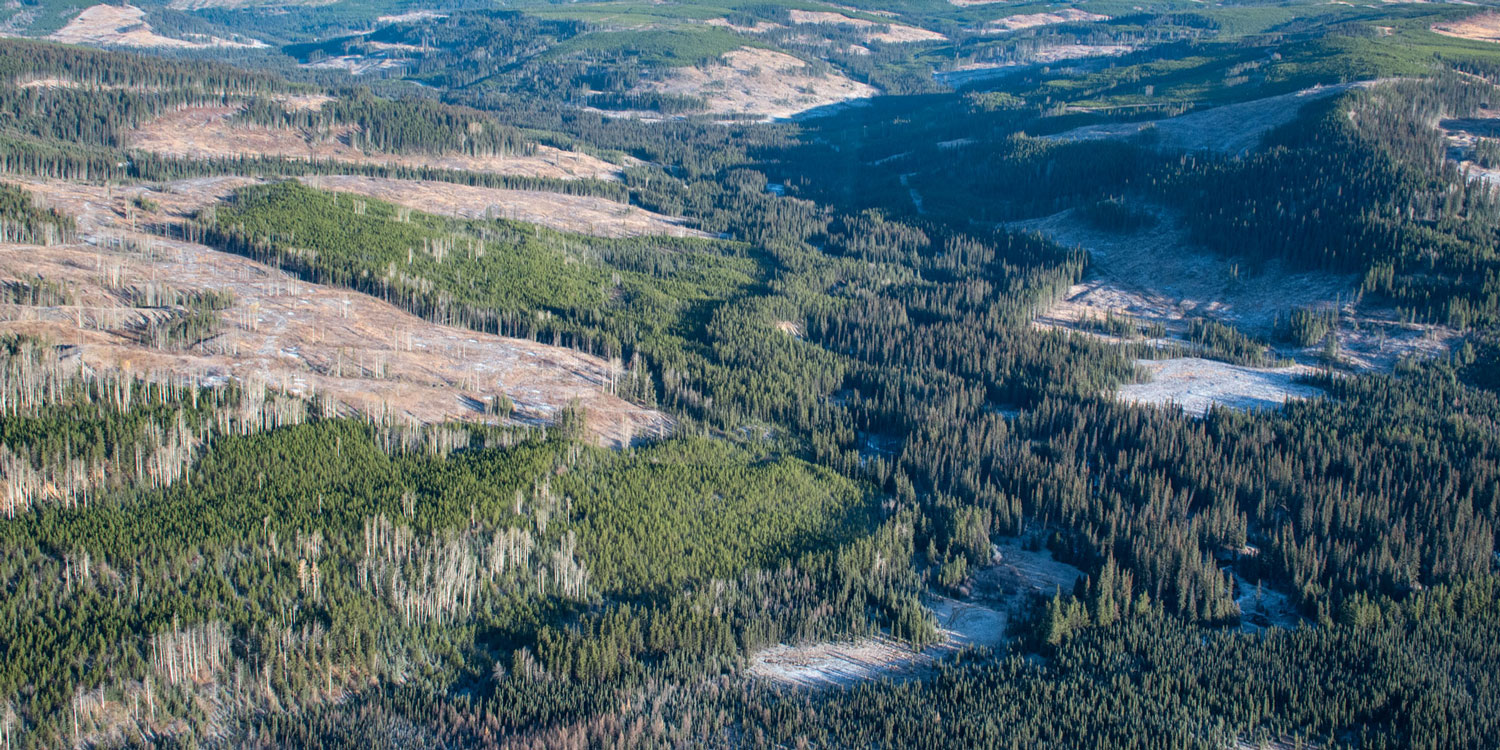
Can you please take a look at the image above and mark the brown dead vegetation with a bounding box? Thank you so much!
[1432,12,1500,43]
[642,47,878,120]
[125,105,626,181]
[49,4,265,49]
[785,10,946,43]
[986,9,1109,32]
[0,176,670,446]
[296,175,710,239]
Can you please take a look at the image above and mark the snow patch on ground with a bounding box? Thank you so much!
[1117,358,1324,416]
[748,538,1084,687]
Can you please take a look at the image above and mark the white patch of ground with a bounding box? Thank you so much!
[1117,358,1324,416]
[1432,12,1500,42]
[640,47,878,121]
[702,17,783,33]
[1045,82,1371,156]
[301,55,410,75]
[1233,571,1303,632]
[126,105,625,181]
[1440,110,1500,186]
[747,638,932,687]
[0,177,670,447]
[49,4,266,49]
[1017,208,1356,334]
[748,537,1083,687]
[947,0,1010,6]
[986,9,1109,33]
[296,175,710,239]
[1019,207,1458,372]
[376,10,447,24]
[786,9,946,43]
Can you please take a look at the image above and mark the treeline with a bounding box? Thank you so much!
[0,182,74,244]
[0,37,285,94]
[235,91,536,157]
[1164,75,1500,328]
[223,574,1500,749]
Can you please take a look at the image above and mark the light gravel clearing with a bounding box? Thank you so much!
[1117,358,1324,416]
[748,538,1083,687]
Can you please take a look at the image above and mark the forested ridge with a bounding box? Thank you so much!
[2,6,1500,748]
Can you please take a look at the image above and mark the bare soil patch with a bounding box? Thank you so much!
[1018,208,1356,334]
[703,17,783,33]
[748,538,1083,687]
[1117,358,1325,417]
[0,177,669,446]
[786,10,946,43]
[1433,12,1500,43]
[1019,207,1458,374]
[987,10,1109,33]
[126,105,625,181]
[297,175,710,239]
[641,47,878,120]
[49,4,265,48]
[376,10,447,24]
[301,55,410,76]
[1233,571,1303,632]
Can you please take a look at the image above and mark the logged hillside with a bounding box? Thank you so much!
[3,5,1500,748]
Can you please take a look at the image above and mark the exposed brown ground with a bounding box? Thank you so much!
[786,10,946,43]
[1433,12,1500,43]
[987,9,1109,32]
[296,175,710,239]
[126,105,626,181]
[0,176,670,446]
[703,17,783,33]
[49,4,265,48]
[643,47,878,120]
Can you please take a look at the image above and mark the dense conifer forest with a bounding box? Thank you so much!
[1,0,1499,746]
